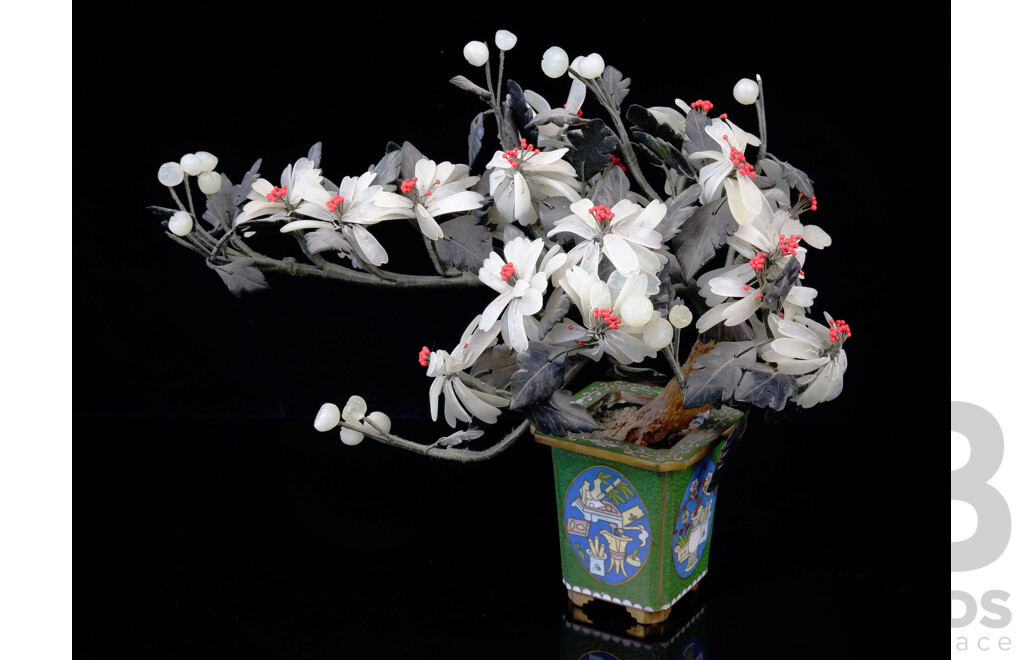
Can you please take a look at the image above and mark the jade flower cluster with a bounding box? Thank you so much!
[155,29,852,455]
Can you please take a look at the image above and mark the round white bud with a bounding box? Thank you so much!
[195,151,218,172]
[494,29,517,51]
[733,78,759,105]
[168,211,193,237]
[365,411,392,434]
[340,427,365,446]
[157,162,184,187]
[620,295,654,327]
[541,46,569,78]
[669,304,693,329]
[313,403,341,432]
[463,41,489,67]
[642,317,673,350]
[579,53,605,80]
[180,153,204,176]
[569,55,586,79]
[342,395,367,422]
[197,171,222,195]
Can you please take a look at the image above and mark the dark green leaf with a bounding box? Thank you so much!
[526,389,600,436]
[759,256,801,312]
[674,198,737,281]
[504,79,538,146]
[212,258,270,297]
[566,118,617,180]
[626,104,684,144]
[683,341,756,408]
[632,130,690,173]
[601,66,630,109]
[683,111,718,163]
[434,215,492,272]
[734,364,797,411]
[538,289,570,340]
[509,342,566,410]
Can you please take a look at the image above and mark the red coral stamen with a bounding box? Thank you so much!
[417,345,431,367]
[588,204,615,222]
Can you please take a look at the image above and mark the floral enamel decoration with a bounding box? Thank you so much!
[155,30,853,458]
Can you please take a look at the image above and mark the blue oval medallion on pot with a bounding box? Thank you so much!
[563,465,650,585]
[672,457,716,579]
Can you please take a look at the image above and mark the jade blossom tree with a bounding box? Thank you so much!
[153,30,851,462]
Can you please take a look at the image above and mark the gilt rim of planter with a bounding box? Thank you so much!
[532,380,743,473]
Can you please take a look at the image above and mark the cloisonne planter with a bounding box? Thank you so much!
[534,381,743,625]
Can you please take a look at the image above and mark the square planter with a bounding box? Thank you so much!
[534,380,743,626]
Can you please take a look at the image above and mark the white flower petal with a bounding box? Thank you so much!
[481,290,514,331]
[414,203,444,240]
[602,234,640,274]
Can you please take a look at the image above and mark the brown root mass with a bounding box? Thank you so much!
[606,339,716,447]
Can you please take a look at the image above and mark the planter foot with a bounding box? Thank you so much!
[565,589,674,638]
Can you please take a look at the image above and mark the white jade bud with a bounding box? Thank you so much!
[620,295,654,327]
[168,211,193,237]
[365,411,392,434]
[569,55,586,79]
[494,30,517,51]
[198,171,222,195]
[541,47,569,78]
[158,162,184,187]
[463,41,489,67]
[733,78,759,105]
[342,395,367,422]
[313,403,341,432]
[195,151,218,172]
[579,53,605,79]
[340,427,365,446]
[669,304,693,329]
[180,153,204,176]
[643,317,673,349]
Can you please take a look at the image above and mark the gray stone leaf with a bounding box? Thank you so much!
[602,65,630,109]
[212,258,270,297]
[468,111,485,167]
[674,198,737,282]
[526,390,599,436]
[449,75,492,101]
[682,341,757,408]
[509,342,567,410]
[435,428,485,448]
[434,215,492,272]
[734,363,797,411]
[593,166,630,207]
[776,160,815,197]
[470,345,519,389]
[537,289,571,340]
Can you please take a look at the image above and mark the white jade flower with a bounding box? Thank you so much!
[371,159,485,240]
[547,198,668,278]
[689,117,769,225]
[694,260,817,333]
[278,172,393,266]
[478,237,567,352]
[425,316,509,427]
[234,156,322,229]
[760,313,849,408]
[486,141,582,225]
[545,266,657,365]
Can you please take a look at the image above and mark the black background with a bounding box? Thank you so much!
[77,5,947,658]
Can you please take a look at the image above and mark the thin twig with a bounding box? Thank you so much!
[754,74,767,173]
[352,419,531,463]
[661,346,687,392]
